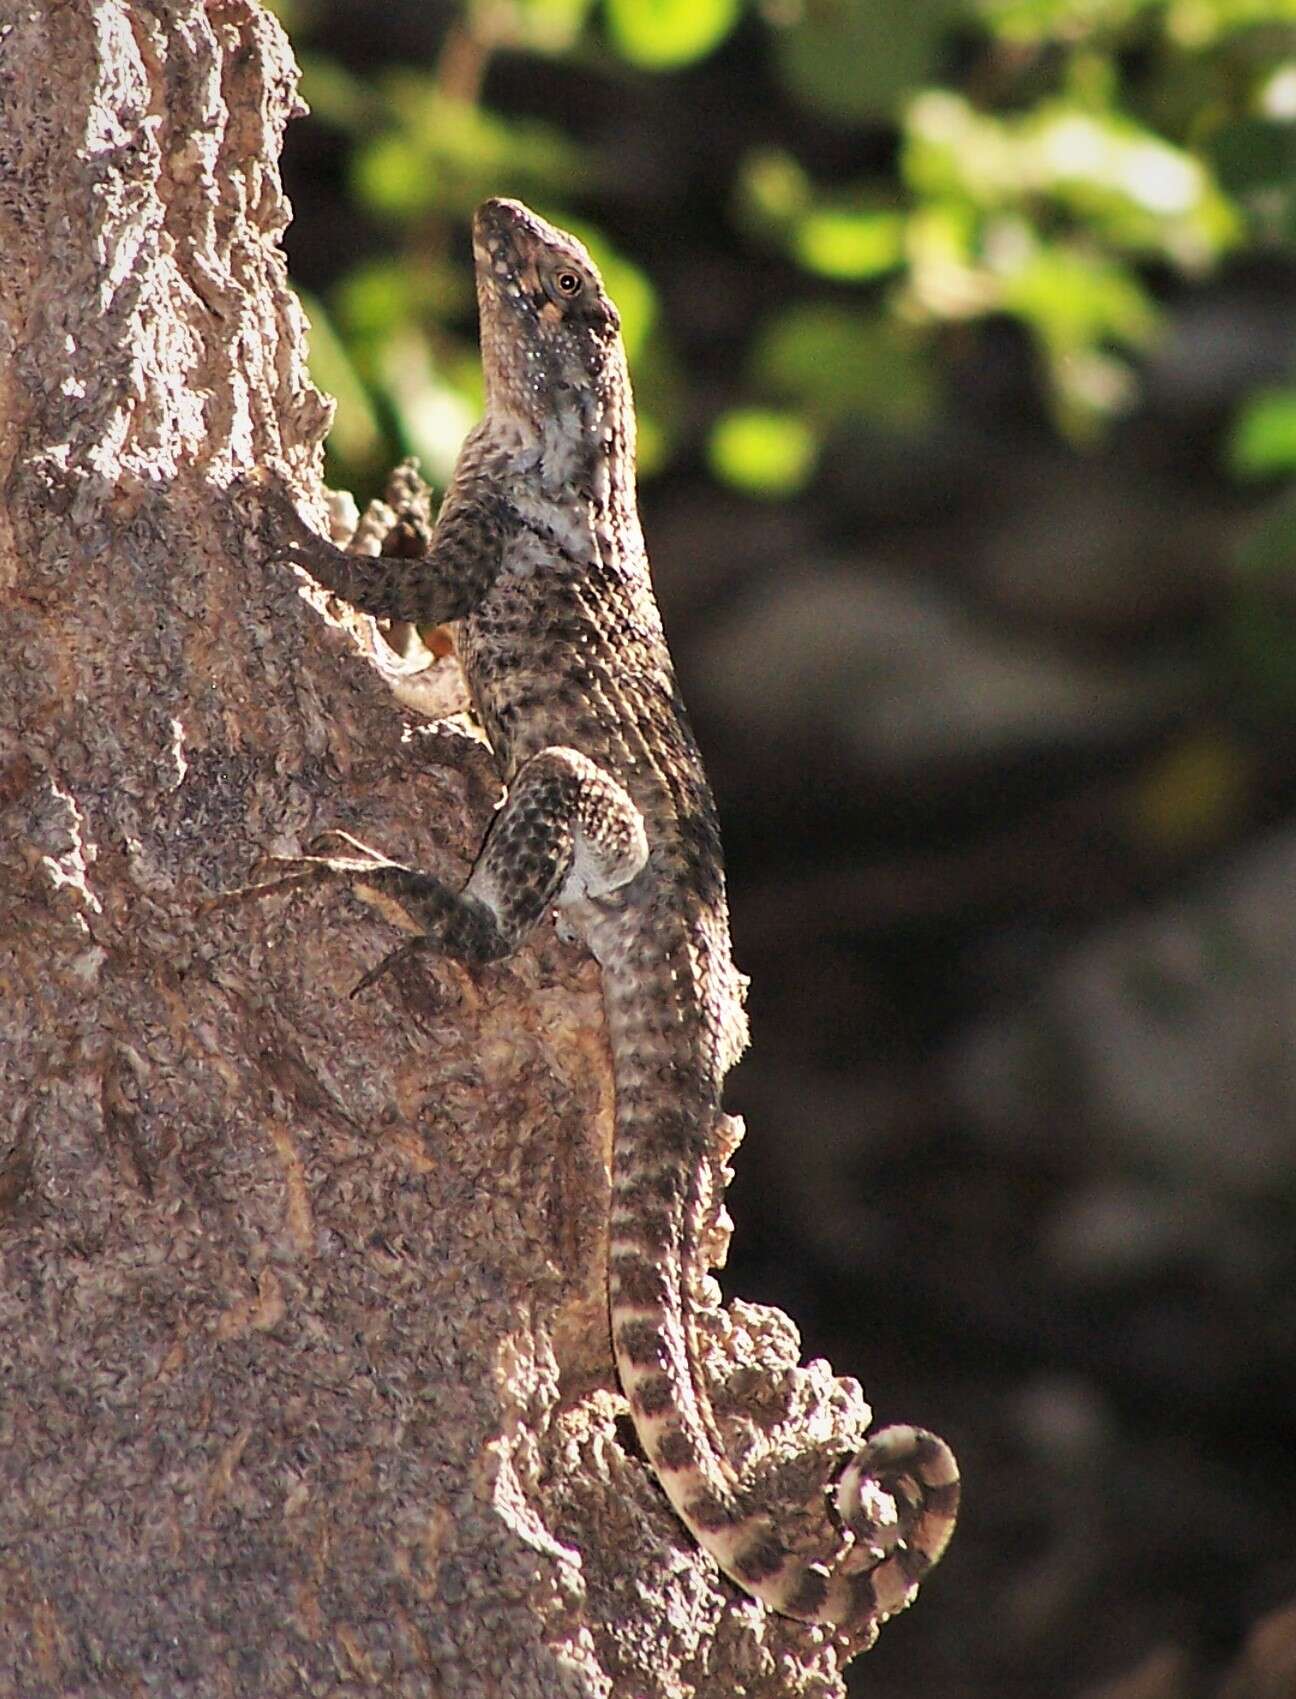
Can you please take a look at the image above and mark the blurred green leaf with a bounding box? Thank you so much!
[904,92,1241,267]
[775,0,962,124]
[1125,729,1256,855]
[261,0,311,28]
[334,260,419,344]
[296,51,371,131]
[354,133,433,219]
[976,0,1159,43]
[1228,389,1296,478]
[708,408,818,496]
[735,152,906,279]
[469,0,596,55]
[735,148,813,233]
[793,208,906,280]
[375,329,481,486]
[1227,484,1296,714]
[752,304,938,431]
[903,200,995,318]
[994,240,1155,432]
[1167,0,1296,47]
[604,0,741,67]
[296,287,385,476]
[998,241,1158,351]
[635,411,669,476]
[353,87,585,221]
[329,255,483,477]
[629,324,687,475]
[334,258,471,350]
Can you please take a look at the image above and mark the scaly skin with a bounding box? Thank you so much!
[265,198,959,1636]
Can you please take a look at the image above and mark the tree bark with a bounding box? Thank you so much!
[0,6,875,1694]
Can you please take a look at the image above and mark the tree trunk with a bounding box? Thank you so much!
[0,6,876,1694]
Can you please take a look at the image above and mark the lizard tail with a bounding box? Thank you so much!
[609,1134,959,1636]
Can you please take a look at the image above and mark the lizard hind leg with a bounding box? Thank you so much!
[468,745,648,927]
[246,836,516,993]
[335,746,646,991]
[220,748,646,993]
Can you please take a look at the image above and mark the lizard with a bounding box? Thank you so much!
[259,197,959,1637]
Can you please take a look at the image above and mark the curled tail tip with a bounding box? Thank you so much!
[697,1425,960,1636]
[765,1425,960,1637]
[609,1280,958,1634]
[836,1423,961,1577]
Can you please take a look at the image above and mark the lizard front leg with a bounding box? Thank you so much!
[265,439,516,627]
[252,747,648,992]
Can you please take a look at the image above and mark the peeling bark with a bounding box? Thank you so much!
[0,6,875,1694]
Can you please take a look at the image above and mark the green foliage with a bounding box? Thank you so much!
[293,287,386,478]
[737,150,908,282]
[708,408,818,496]
[794,209,907,281]
[604,0,740,67]
[350,80,587,218]
[464,0,595,56]
[1226,486,1296,719]
[895,89,1236,426]
[977,0,1160,40]
[1125,730,1258,856]
[901,94,1239,265]
[751,305,938,432]
[1228,389,1296,477]
[283,0,1296,503]
[775,0,965,124]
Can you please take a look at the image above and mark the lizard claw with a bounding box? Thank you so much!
[350,935,430,997]
[259,487,350,577]
[201,835,402,915]
[195,860,333,914]
[302,828,395,864]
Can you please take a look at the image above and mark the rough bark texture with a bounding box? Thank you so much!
[0,7,877,1695]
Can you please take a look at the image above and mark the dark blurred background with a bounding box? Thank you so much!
[268,0,1296,1691]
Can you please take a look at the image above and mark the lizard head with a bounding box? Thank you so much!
[472,198,629,437]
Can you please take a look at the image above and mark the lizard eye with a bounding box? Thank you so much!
[552,269,584,298]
